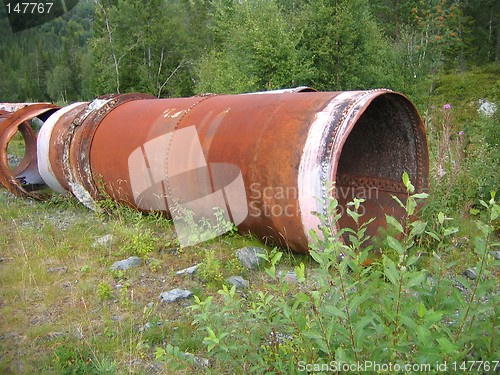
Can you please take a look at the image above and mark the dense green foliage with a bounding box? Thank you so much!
[1,0,499,101]
[159,185,499,373]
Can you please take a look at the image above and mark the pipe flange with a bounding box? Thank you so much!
[0,104,60,199]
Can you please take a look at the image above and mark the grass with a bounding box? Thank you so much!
[0,180,496,374]
[0,66,498,373]
[0,189,287,374]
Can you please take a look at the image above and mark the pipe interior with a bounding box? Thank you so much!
[336,94,420,234]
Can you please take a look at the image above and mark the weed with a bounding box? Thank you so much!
[197,249,225,289]
[120,223,157,259]
[51,338,116,375]
[96,282,113,300]
[158,176,498,373]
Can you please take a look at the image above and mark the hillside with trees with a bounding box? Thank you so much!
[0,1,499,373]
[1,0,499,102]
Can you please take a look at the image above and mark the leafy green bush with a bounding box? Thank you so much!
[157,176,499,373]
[121,223,157,259]
[425,102,499,218]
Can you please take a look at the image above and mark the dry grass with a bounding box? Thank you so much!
[0,189,282,374]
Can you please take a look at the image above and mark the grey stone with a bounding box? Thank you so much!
[7,154,21,168]
[490,251,500,261]
[176,264,199,275]
[111,256,142,271]
[184,352,210,369]
[48,267,68,273]
[160,289,193,303]
[464,268,477,280]
[477,99,497,117]
[227,275,249,289]
[236,246,266,270]
[93,234,114,248]
[277,271,299,284]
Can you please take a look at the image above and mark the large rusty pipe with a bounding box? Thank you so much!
[0,104,60,198]
[30,89,428,253]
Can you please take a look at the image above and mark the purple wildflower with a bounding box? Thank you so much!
[459,130,464,136]
[443,103,452,110]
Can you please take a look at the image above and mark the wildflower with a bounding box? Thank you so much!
[458,130,464,136]
[443,103,452,110]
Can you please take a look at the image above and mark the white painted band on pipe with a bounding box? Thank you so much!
[37,102,86,195]
[297,90,389,246]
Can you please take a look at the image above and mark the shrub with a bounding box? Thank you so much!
[157,176,499,373]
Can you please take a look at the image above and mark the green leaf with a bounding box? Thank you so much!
[402,171,410,189]
[324,304,347,319]
[469,208,480,216]
[391,194,406,209]
[335,346,348,362]
[438,212,445,225]
[386,215,404,233]
[383,256,399,284]
[412,192,429,199]
[437,337,457,354]
[386,235,405,255]
[425,230,440,241]
[417,302,427,318]
[270,251,283,266]
[443,227,459,237]
[405,271,426,288]
[294,262,306,283]
[407,197,417,216]
[491,203,499,221]
[410,220,427,236]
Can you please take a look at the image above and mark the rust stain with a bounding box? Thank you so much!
[0,89,429,253]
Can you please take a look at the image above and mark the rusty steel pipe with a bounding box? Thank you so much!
[0,103,60,198]
[28,89,428,253]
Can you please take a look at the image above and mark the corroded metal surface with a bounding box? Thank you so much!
[0,103,59,198]
[0,89,429,253]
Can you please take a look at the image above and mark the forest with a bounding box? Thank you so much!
[0,0,499,103]
[0,1,499,373]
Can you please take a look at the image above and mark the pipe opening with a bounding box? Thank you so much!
[0,105,60,198]
[7,129,26,170]
[335,93,426,235]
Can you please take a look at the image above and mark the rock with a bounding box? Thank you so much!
[184,352,210,369]
[490,251,500,261]
[236,246,266,270]
[93,234,114,248]
[111,256,142,271]
[477,99,497,117]
[277,271,299,284]
[48,267,68,273]
[464,268,477,280]
[7,154,21,167]
[227,275,249,289]
[160,289,193,303]
[176,264,199,275]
